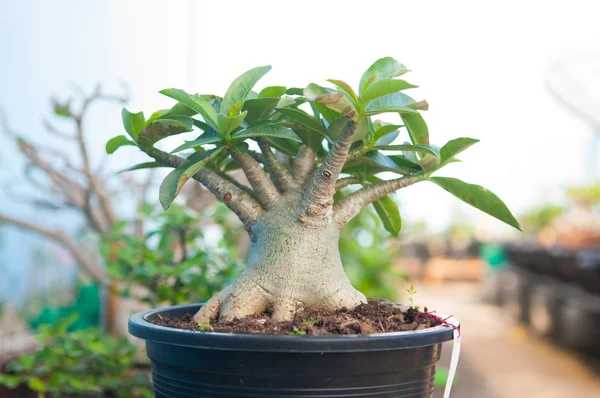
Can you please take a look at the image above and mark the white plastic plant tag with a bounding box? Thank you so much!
[443,328,461,398]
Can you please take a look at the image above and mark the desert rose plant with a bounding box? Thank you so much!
[108,57,520,324]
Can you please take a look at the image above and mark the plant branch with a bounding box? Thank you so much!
[228,150,281,209]
[301,121,357,221]
[148,148,264,226]
[292,145,316,187]
[335,176,363,191]
[257,138,299,193]
[333,175,425,227]
[213,169,258,200]
[0,213,108,283]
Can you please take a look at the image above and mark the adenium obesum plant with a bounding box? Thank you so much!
[107,57,520,324]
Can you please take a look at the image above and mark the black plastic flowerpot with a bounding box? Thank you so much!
[129,304,459,398]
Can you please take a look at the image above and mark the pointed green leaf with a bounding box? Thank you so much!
[360,79,418,109]
[243,98,279,125]
[438,137,479,168]
[137,116,193,149]
[216,111,247,138]
[145,109,170,125]
[304,83,358,122]
[326,79,358,103]
[106,135,136,154]
[314,102,341,124]
[363,92,423,117]
[374,144,439,157]
[372,195,402,236]
[275,107,327,135]
[377,130,399,146]
[121,108,145,140]
[231,123,302,143]
[352,151,422,175]
[117,162,166,174]
[160,88,219,128]
[372,123,403,142]
[359,57,408,94]
[221,66,272,116]
[159,147,224,210]
[401,112,430,145]
[258,86,286,98]
[170,129,223,154]
[429,177,521,230]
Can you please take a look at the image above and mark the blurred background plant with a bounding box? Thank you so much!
[0,314,153,398]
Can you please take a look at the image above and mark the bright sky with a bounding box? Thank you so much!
[1,0,600,297]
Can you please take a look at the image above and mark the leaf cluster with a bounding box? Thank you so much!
[107,57,520,233]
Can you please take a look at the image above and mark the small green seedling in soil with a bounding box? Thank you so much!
[407,285,419,310]
[198,323,213,332]
[304,317,319,328]
[290,326,307,335]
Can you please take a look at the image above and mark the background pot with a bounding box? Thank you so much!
[129,304,458,398]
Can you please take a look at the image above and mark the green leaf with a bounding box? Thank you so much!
[285,87,304,95]
[160,88,219,128]
[275,107,327,135]
[243,98,280,125]
[0,374,19,389]
[402,113,430,145]
[159,147,224,210]
[376,130,399,146]
[326,79,358,103]
[374,144,439,157]
[438,137,479,168]
[221,66,272,116]
[428,177,521,230]
[314,102,340,124]
[258,86,286,98]
[360,79,418,109]
[418,153,441,170]
[267,137,300,156]
[137,116,193,149]
[352,151,422,175]
[230,141,249,155]
[304,83,358,122]
[363,92,422,117]
[372,123,403,143]
[122,108,145,140]
[359,57,409,94]
[106,135,136,154]
[216,111,247,138]
[327,117,368,142]
[372,195,401,236]
[231,123,301,143]
[170,129,223,154]
[27,377,46,392]
[117,162,166,174]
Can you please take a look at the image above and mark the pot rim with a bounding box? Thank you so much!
[129,303,459,352]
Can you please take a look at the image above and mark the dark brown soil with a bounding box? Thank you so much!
[152,300,441,335]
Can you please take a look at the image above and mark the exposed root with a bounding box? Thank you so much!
[193,273,367,325]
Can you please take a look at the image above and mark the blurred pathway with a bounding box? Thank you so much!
[420,283,600,398]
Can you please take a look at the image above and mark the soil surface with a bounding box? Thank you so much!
[152,300,442,335]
